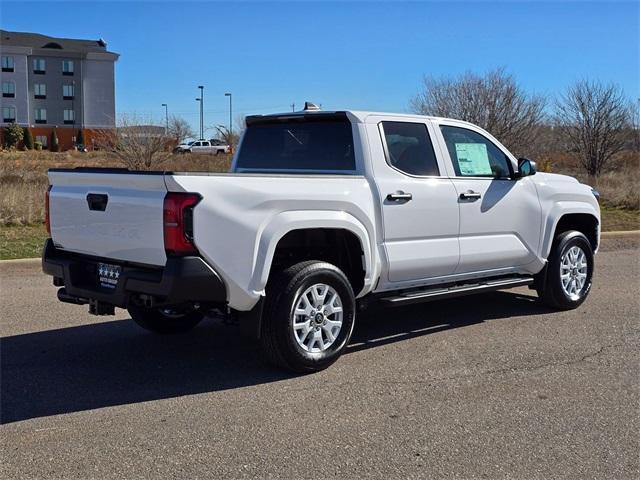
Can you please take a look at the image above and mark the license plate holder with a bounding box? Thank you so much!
[97,262,122,289]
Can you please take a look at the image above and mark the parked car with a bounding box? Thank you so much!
[174,139,229,154]
[43,106,600,373]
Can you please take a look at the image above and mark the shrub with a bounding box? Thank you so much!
[34,141,43,151]
[4,123,23,149]
[76,129,85,146]
[50,130,59,152]
[23,127,34,150]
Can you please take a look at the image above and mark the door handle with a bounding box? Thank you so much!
[386,191,413,202]
[459,190,481,201]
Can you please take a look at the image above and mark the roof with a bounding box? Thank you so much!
[0,30,118,55]
[245,109,468,126]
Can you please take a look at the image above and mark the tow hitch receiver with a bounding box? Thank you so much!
[89,300,115,316]
[56,288,115,316]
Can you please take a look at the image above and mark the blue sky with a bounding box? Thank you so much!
[2,1,638,133]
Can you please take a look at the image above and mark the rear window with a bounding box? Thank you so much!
[235,118,356,172]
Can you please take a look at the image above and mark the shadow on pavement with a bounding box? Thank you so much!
[1,290,552,424]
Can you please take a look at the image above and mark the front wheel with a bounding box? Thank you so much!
[128,305,204,334]
[536,230,594,310]
[260,261,356,373]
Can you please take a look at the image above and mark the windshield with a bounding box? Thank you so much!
[235,117,355,173]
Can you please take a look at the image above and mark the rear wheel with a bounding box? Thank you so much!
[128,305,204,334]
[537,231,594,310]
[260,261,356,373]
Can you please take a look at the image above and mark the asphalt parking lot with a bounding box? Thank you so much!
[1,240,638,479]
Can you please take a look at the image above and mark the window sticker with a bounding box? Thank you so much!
[454,143,492,176]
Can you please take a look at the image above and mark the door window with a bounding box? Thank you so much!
[380,122,439,176]
[440,126,512,178]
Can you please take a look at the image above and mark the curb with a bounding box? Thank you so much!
[1,230,638,265]
[0,257,41,265]
[600,230,640,238]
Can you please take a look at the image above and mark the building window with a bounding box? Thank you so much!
[34,83,46,99]
[35,108,47,124]
[3,106,16,122]
[36,135,48,148]
[64,109,75,124]
[62,60,74,75]
[33,58,46,74]
[1,56,14,72]
[63,84,75,99]
[2,81,15,98]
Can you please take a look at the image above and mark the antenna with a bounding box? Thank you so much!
[303,102,320,111]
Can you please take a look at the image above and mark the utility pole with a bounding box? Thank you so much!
[197,85,204,140]
[224,92,232,151]
[291,102,295,112]
[161,103,168,134]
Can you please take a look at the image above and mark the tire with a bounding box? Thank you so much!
[536,230,594,310]
[260,261,356,373]
[128,305,204,334]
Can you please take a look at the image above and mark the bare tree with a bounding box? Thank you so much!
[94,115,172,170]
[410,67,546,156]
[167,115,195,146]
[554,80,631,178]
[212,114,246,150]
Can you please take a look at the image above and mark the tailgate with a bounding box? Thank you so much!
[48,170,168,266]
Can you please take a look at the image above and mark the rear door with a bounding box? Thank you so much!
[48,170,168,265]
[367,117,460,285]
[434,122,541,274]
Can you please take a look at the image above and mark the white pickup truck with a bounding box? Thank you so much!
[175,139,230,154]
[43,106,600,372]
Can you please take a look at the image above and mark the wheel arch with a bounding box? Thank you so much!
[249,211,376,298]
[542,206,600,259]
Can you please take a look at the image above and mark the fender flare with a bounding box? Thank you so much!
[248,210,376,298]
[541,201,600,259]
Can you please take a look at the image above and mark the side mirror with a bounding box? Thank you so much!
[516,158,536,178]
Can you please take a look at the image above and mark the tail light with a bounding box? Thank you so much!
[45,185,52,235]
[163,192,201,256]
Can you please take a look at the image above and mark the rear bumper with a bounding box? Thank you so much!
[42,239,226,309]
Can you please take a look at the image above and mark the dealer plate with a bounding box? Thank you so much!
[97,262,121,289]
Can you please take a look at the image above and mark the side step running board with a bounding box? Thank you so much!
[380,277,534,307]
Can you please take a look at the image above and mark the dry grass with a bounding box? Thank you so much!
[0,150,232,226]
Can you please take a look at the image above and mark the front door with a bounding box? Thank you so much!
[436,123,541,274]
[368,119,460,285]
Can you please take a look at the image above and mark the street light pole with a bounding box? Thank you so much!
[224,92,232,151]
[198,85,204,140]
[161,103,168,134]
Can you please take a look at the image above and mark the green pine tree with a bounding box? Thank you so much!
[23,127,34,150]
[51,129,60,152]
[76,129,85,146]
